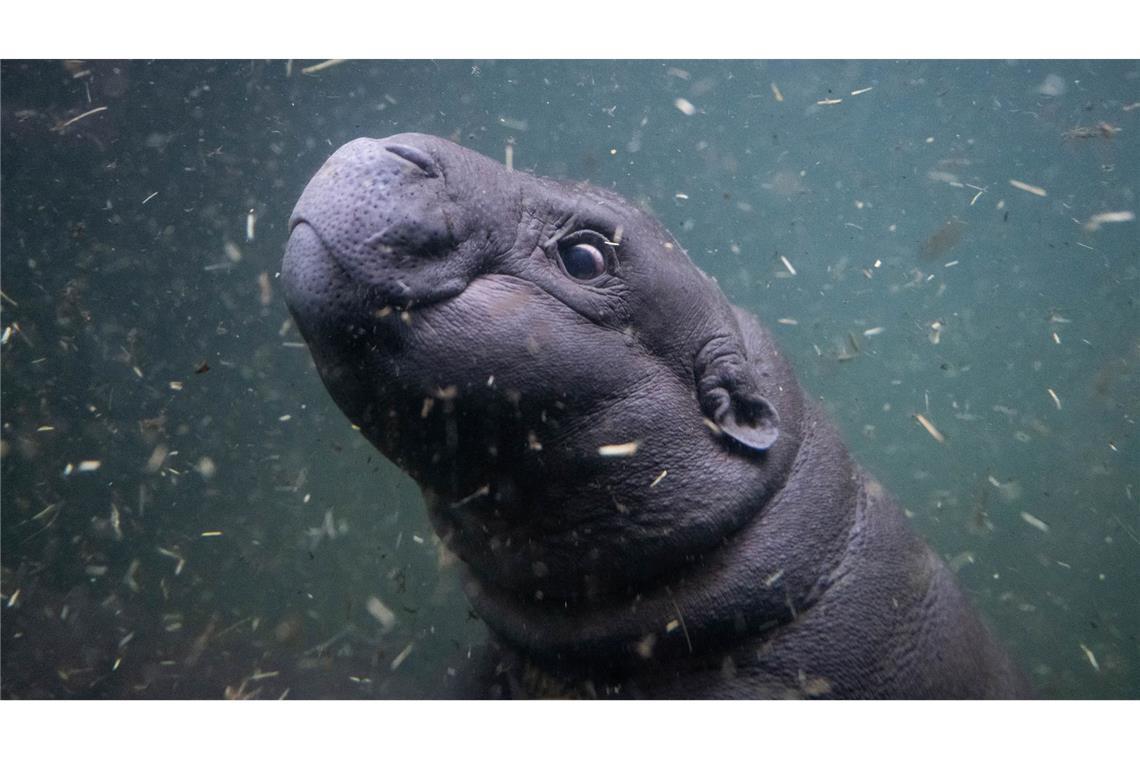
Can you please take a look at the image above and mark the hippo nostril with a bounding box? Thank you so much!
[384,144,439,177]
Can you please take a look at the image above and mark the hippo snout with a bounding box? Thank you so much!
[283,134,490,313]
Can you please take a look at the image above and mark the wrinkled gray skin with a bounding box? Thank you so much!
[282,133,1031,699]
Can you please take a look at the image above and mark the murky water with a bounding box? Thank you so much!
[2,60,1136,698]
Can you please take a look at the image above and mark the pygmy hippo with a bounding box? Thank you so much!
[281,133,1031,698]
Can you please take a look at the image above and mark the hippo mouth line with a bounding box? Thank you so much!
[285,219,468,314]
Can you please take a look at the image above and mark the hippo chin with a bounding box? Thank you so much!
[281,133,1032,698]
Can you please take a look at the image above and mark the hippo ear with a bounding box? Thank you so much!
[697,339,780,453]
[704,386,780,452]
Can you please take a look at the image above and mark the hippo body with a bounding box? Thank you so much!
[282,133,1031,698]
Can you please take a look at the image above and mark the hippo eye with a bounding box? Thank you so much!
[551,229,613,282]
[559,242,606,280]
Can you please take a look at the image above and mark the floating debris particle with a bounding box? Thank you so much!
[763,569,785,588]
[929,319,944,345]
[123,559,141,592]
[498,116,528,131]
[194,360,210,374]
[636,633,657,658]
[200,530,223,538]
[258,272,272,306]
[777,318,798,326]
[1079,643,1100,672]
[913,413,945,444]
[301,59,346,75]
[598,441,640,458]
[948,551,975,572]
[987,475,1023,502]
[432,385,459,401]
[1020,512,1050,533]
[674,98,696,116]
[366,596,397,632]
[1036,74,1067,96]
[837,340,859,363]
[665,619,680,633]
[920,218,965,260]
[504,142,513,171]
[77,460,102,473]
[1009,179,1047,197]
[926,170,961,186]
[1063,122,1121,140]
[450,484,490,511]
[817,98,843,106]
[675,193,689,200]
[52,105,108,132]
[142,191,158,205]
[144,444,168,474]
[1047,388,1062,410]
[770,82,784,102]
[246,209,257,241]
[157,547,186,575]
[850,87,873,96]
[196,456,217,479]
[862,327,885,337]
[169,381,184,391]
[800,675,833,697]
[779,255,796,276]
[390,642,414,671]
[1083,210,1134,232]
[224,241,243,263]
[110,502,123,540]
[650,470,668,488]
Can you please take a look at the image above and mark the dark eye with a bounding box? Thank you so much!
[558,242,606,280]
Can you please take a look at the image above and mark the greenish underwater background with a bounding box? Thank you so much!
[1,60,1137,698]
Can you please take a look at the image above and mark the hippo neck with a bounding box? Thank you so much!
[461,402,860,666]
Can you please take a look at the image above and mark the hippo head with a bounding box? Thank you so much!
[282,133,793,604]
